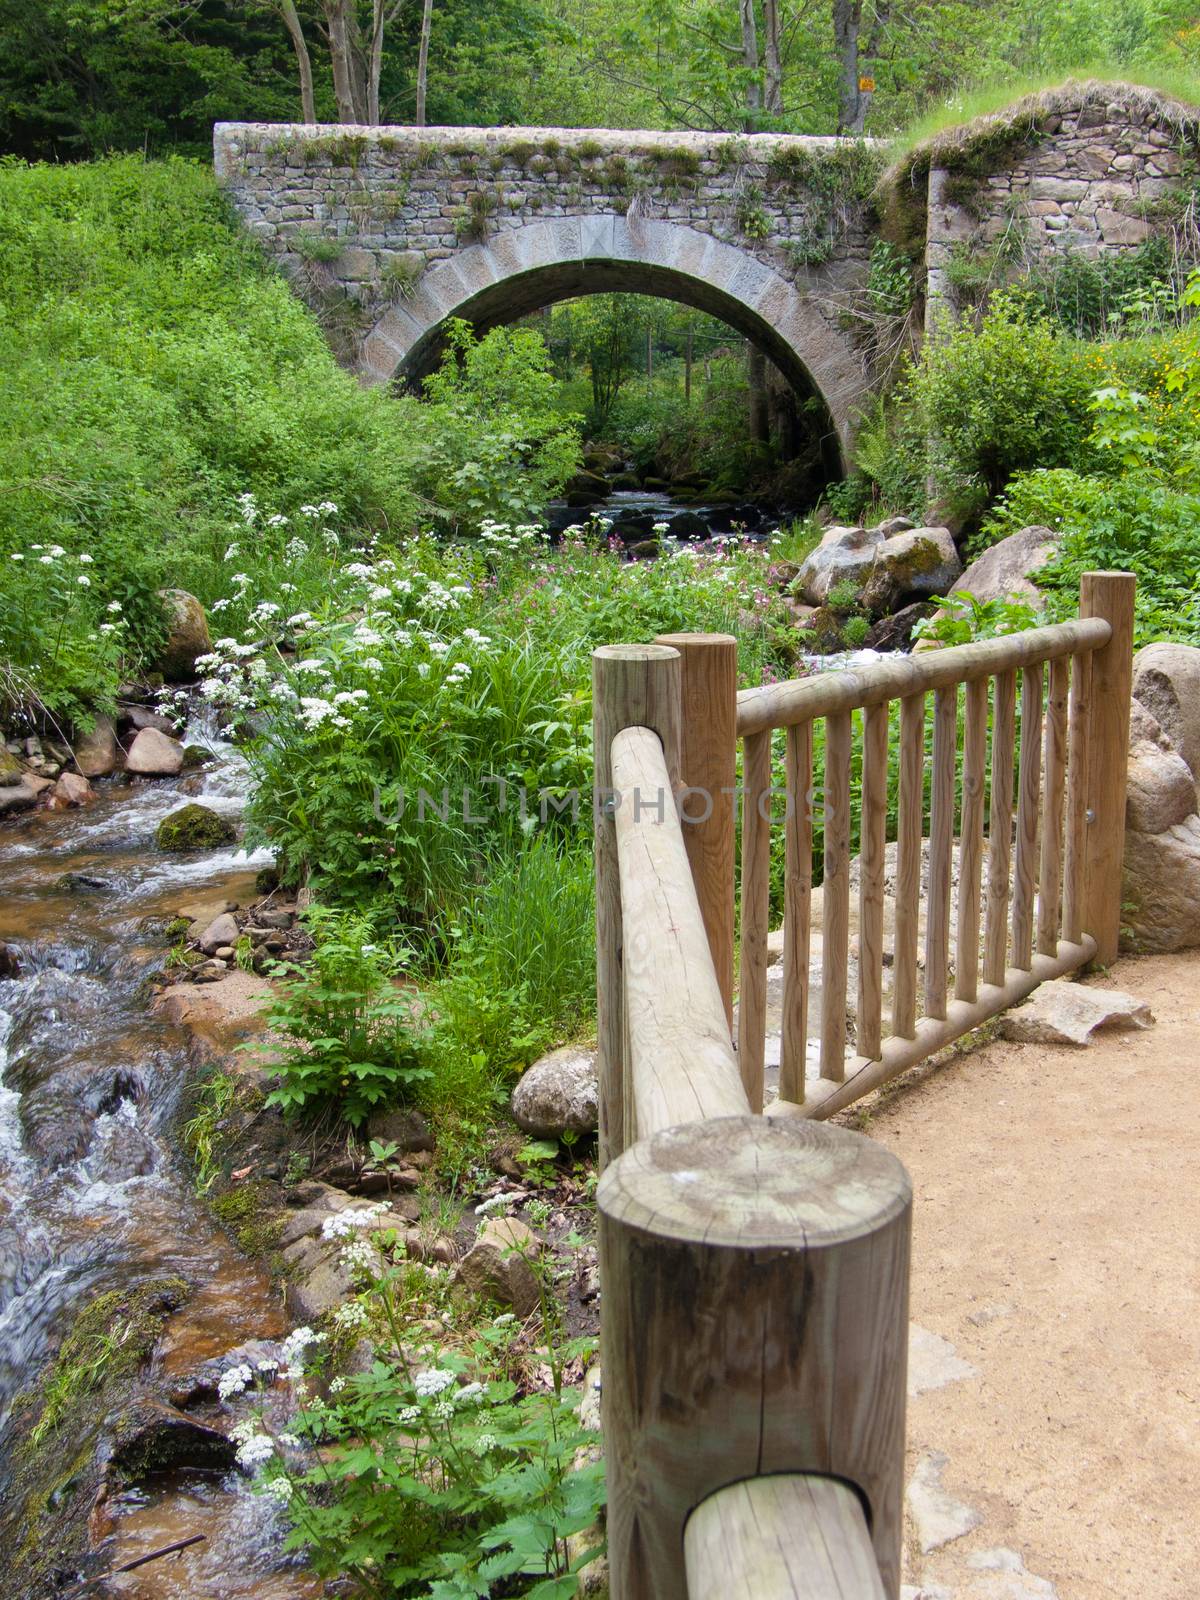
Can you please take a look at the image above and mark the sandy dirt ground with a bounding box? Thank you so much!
[851,953,1200,1599]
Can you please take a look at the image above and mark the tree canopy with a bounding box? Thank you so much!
[3,0,1199,160]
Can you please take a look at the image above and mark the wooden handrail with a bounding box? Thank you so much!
[684,1476,887,1600]
[734,617,1111,734]
[611,724,751,1140]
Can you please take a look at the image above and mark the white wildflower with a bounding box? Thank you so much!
[475,1193,512,1216]
[320,1202,389,1240]
[414,1368,457,1398]
[473,1432,498,1456]
[236,1433,276,1469]
[265,1476,293,1503]
[217,1363,254,1400]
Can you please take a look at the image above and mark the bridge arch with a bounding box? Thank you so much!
[359,218,866,464]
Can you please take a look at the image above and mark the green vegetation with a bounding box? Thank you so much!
[0,158,579,727]
[221,1215,604,1596]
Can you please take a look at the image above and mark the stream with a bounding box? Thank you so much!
[0,717,321,1598]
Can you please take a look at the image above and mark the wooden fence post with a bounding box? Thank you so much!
[1079,572,1135,967]
[593,644,682,1168]
[599,1117,911,1600]
[654,632,738,1028]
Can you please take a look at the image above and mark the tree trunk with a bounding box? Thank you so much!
[323,0,359,120]
[739,0,761,129]
[748,346,769,445]
[278,0,316,122]
[833,0,867,135]
[415,0,435,126]
[684,321,693,405]
[368,0,385,122]
[763,0,783,116]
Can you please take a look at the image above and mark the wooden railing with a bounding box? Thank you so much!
[591,573,1134,1599]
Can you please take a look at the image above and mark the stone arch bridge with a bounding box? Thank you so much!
[215,92,1193,463]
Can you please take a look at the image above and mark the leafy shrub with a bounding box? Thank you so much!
[983,467,1200,649]
[258,909,429,1126]
[911,591,1041,647]
[907,290,1096,517]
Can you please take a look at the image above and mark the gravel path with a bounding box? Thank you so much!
[853,953,1200,1600]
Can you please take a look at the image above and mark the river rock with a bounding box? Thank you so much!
[126,726,185,776]
[0,943,19,979]
[1131,642,1200,802]
[120,703,177,736]
[365,1106,435,1154]
[72,715,119,778]
[512,1046,598,1138]
[669,510,708,540]
[0,781,39,817]
[950,525,1060,607]
[284,1247,354,1322]
[858,527,962,616]
[110,1399,236,1475]
[455,1216,541,1317]
[0,746,24,784]
[197,912,240,954]
[154,589,211,682]
[865,600,936,652]
[51,771,94,808]
[794,522,960,613]
[998,980,1153,1045]
[156,802,236,851]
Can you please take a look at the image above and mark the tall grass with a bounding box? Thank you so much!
[886,65,1200,167]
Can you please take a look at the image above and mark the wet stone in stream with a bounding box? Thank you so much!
[0,713,304,1598]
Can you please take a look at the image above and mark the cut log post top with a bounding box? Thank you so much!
[599,1117,911,1600]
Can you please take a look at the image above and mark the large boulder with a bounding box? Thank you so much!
[1123,819,1200,953]
[512,1046,598,1138]
[156,802,236,851]
[0,747,23,784]
[1131,643,1200,805]
[1121,697,1200,952]
[950,525,1060,607]
[793,522,960,614]
[126,726,185,776]
[72,715,119,778]
[154,589,211,682]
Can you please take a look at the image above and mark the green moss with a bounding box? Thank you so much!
[155,802,237,851]
[211,1180,284,1256]
[26,1278,189,1449]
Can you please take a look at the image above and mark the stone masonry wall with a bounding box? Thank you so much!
[214,122,879,335]
[923,91,1197,324]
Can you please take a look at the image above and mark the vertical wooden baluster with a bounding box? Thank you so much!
[821,711,852,1082]
[1011,663,1043,971]
[1079,571,1136,965]
[1063,649,1093,946]
[1038,655,1069,956]
[954,677,989,1003]
[857,702,888,1061]
[925,686,957,1021]
[892,692,924,1040]
[739,729,772,1112]
[780,720,813,1106]
[983,669,1016,987]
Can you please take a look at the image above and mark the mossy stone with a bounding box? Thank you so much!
[155,803,236,852]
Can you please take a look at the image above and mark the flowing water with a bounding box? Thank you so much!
[0,717,322,1597]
